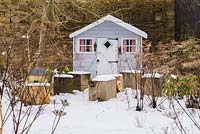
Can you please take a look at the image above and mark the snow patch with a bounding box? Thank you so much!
[25,82,50,86]
[68,71,90,75]
[142,73,163,78]
[1,52,6,55]
[54,74,74,78]
[122,70,143,73]
[170,74,177,79]
[109,74,122,77]
[92,75,116,81]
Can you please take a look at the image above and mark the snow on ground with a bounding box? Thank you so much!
[2,89,200,134]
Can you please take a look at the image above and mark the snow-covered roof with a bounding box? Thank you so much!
[69,14,147,39]
[29,68,46,76]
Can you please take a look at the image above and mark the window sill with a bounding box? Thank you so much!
[122,52,137,54]
[77,52,96,54]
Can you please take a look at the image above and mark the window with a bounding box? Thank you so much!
[79,39,93,52]
[34,80,39,83]
[122,39,136,53]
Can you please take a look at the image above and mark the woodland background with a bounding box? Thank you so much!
[1,0,199,79]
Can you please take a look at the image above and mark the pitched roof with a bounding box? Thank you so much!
[29,68,46,76]
[69,14,147,38]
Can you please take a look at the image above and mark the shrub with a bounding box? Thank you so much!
[164,74,200,108]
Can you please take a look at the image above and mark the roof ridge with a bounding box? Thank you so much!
[69,14,147,38]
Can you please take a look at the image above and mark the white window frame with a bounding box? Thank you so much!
[78,38,94,53]
[121,38,137,53]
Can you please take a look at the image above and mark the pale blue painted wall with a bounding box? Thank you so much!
[73,21,143,77]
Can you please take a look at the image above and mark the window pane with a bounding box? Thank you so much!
[123,46,129,52]
[123,40,129,46]
[123,46,126,52]
[80,46,85,52]
[86,45,92,52]
[130,39,136,45]
[127,40,130,45]
[130,45,136,52]
[89,45,92,51]
[127,46,129,52]
[123,40,130,52]
[86,39,92,45]
[80,39,85,45]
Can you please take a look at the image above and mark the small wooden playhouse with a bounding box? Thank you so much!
[69,14,147,77]
[20,68,51,105]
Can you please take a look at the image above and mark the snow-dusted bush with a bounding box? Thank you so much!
[164,74,200,108]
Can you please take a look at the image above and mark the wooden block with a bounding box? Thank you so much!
[53,74,74,94]
[121,71,142,89]
[89,76,117,101]
[68,72,90,91]
[142,74,163,97]
[20,84,51,105]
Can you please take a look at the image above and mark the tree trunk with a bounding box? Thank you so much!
[0,98,2,134]
[36,2,47,67]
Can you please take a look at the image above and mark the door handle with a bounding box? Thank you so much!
[108,61,118,63]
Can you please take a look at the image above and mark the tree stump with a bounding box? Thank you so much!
[20,83,51,105]
[142,73,163,97]
[53,74,74,94]
[68,71,90,91]
[89,76,117,101]
[121,70,142,89]
[112,74,124,92]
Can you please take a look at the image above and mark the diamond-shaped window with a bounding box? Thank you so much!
[104,41,111,48]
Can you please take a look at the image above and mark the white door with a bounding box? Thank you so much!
[96,38,118,75]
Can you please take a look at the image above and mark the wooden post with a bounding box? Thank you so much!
[121,70,142,89]
[68,71,90,91]
[142,73,163,97]
[53,74,74,94]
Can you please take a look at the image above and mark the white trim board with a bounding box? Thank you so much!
[69,14,148,39]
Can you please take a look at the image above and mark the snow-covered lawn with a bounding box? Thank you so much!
[3,89,200,134]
